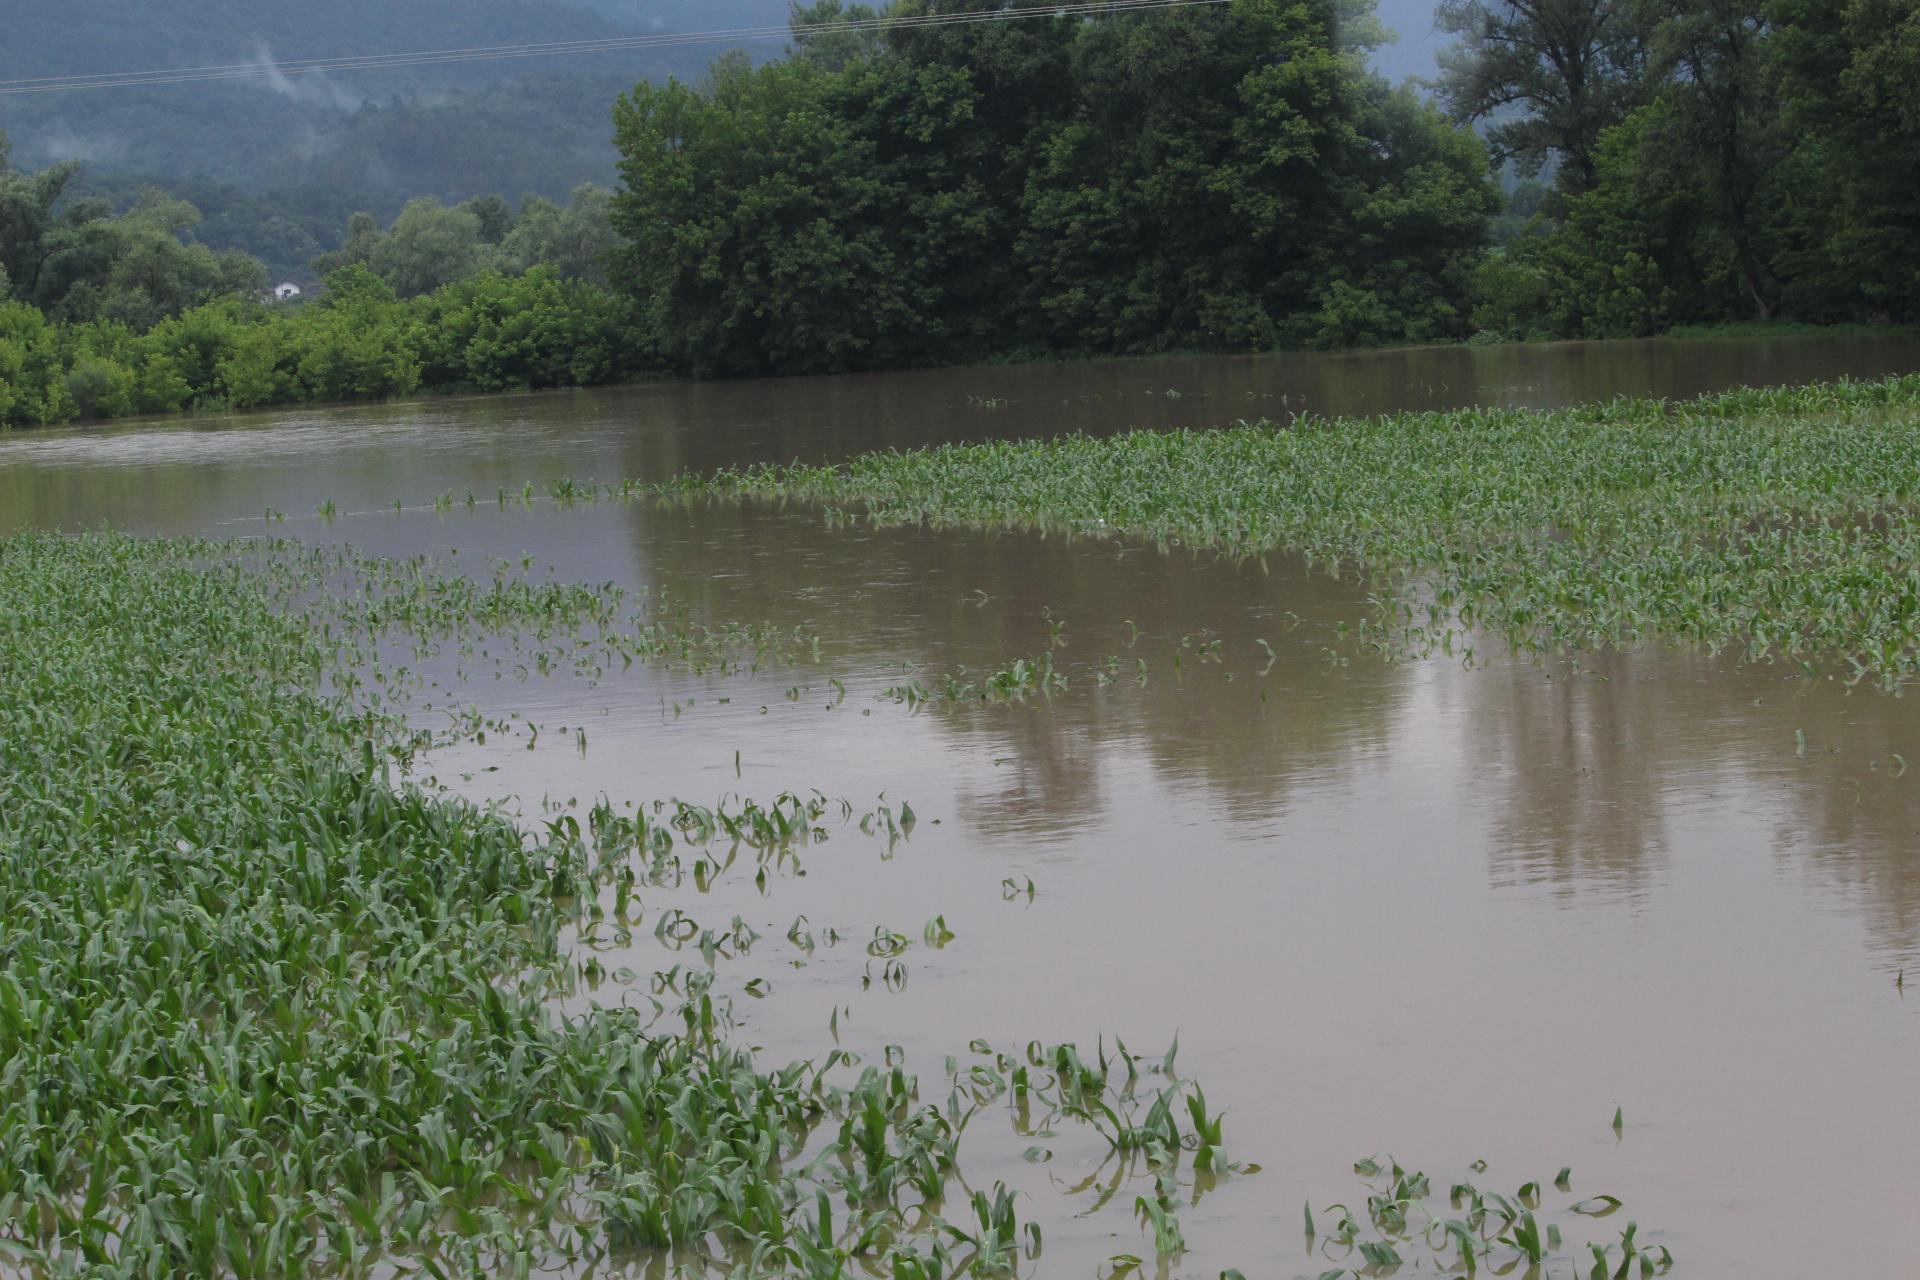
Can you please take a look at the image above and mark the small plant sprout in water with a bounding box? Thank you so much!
[1304,1156,1673,1279]
[1045,606,1069,648]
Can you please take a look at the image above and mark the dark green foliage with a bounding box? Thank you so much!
[610,0,1500,375]
[1766,0,1920,323]
[3,147,263,327]
[1452,0,1920,335]
[311,189,618,295]
[0,132,645,425]
[75,176,336,283]
[0,263,642,427]
[410,267,628,391]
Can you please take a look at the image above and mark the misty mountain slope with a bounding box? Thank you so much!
[4,0,635,83]
[0,0,734,182]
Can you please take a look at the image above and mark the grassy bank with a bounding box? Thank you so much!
[641,375,1920,687]
[0,533,1227,1278]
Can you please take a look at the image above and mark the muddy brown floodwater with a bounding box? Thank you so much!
[4,336,1919,1278]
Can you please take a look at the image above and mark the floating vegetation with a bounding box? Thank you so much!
[211,541,826,725]
[1302,1155,1674,1279]
[883,649,1071,706]
[0,531,1239,1278]
[620,375,1920,688]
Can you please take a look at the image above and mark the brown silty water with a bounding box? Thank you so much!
[3,336,1918,1277]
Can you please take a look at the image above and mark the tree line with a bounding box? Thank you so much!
[607,0,1918,361]
[3,0,1917,427]
[0,146,633,426]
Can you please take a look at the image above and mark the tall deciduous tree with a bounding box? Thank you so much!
[1435,0,1651,190]
[610,52,962,375]
[1642,0,1778,317]
[0,130,80,304]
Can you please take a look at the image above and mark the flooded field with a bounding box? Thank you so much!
[5,336,1920,1278]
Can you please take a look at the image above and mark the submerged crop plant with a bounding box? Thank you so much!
[636,375,1920,688]
[0,532,1230,1278]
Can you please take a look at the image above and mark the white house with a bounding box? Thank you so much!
[273,281,303,301]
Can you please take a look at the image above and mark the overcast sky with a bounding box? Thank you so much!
[1370,0,1447,84]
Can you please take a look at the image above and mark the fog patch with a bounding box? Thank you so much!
[248,43,363,110]
[33,123,128,164]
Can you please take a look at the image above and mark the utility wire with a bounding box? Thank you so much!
[0,0,1232,96]
[0,0,1210,90]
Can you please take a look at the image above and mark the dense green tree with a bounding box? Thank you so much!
[1491,108,1709,336]
[409,267,634,390]
[286,267,424,400]
[0,138,80,305]
[1012,0,1493,351]
[461,195,516,246]
[501,186,619,285]
[611,0,1498,373]
[4,140,265,331]
[610,54,939,375]
[0,300,74,424]
[364,199,491,299]
[31,191,265,330]
[1642,0,1779,317]
[1467,0,1920,333]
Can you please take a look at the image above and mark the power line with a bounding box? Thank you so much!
[0,0,1218,91]
[0,0,1232,96]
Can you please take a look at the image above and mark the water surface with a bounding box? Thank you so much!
[4,337,1918,1277]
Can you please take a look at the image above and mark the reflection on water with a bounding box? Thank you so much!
[6,332,1920,536]
[4,336,1920,1277]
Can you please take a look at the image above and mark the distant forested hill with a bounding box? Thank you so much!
[0,0,783,258]
[4,0,663,84]
[58,72,651,277]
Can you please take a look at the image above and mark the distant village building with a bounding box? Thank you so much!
[273,281,303,301]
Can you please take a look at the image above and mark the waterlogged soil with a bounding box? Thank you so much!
[5,337,1920,1278]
